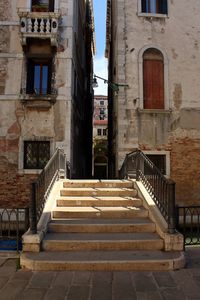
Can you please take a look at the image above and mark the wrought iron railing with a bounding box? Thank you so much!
[30,148,69,234]
[176,206,200,245]
[119,150,176,233]
[0,208,29,251]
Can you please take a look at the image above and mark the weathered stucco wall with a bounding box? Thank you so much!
[111,0,200,204]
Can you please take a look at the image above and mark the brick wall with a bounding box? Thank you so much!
[170,138,200,206]
[0,157,38,208]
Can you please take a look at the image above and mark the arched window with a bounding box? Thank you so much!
[143,48,164,109]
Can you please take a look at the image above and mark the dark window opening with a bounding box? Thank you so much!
[32,0,54,12]
[24,141,50,169]
[141,0,168,14]
[97,129,101,136]
[145,154,166,175]
[103,129,107,136]
[26,58,52,95]
[143,48,164,109]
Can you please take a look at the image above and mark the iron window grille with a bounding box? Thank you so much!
[24,141,50,169]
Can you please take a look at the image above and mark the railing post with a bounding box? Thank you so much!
[136,151,140,181]
[168,180,176,234]
[30,182,37,234]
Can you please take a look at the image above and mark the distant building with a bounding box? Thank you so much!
[0,0,95,207]
[93,95,108,178]
[106,0,200,205]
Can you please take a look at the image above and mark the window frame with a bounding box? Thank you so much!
[31,0,55,12]
[143,150,170,177]
[138,45,170,110]
[24,140,50,169]
[26,57,52,95]
[138,0,168,18]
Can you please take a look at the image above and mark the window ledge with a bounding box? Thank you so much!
[138,12,168,18]
[18,169,42,175]
[137,108,172,114]
[19,93,57,108]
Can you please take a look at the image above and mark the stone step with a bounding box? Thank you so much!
[48,218,156,233]
[21,250,185,271]
[56,196,142,207]
[42,232,164,251]
[63,179,134,189]
[52,206,148,219]
[60,188,137,197]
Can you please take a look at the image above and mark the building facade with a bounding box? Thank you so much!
[93,95,108,178]
[106,0,200,205]
[0,0,95,207]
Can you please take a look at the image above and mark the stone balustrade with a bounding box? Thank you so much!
[18,11,60,46]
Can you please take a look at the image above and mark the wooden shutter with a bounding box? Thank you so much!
[143,59,164,109]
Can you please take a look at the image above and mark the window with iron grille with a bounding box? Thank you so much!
[32,0,54,12]
[26,58,52,95]
[24,141,50,169]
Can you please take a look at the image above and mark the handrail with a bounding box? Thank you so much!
[119,150,176,233]
[30,148,69,234]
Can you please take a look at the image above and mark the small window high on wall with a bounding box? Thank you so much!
[32,0,54,12]
[143,48,164,109]
[141,0,168,14]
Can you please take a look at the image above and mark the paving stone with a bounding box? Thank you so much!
[0,279,27,300]
[12,270,33,281]
[160,287,187,300]
[44,286,68,300]
[29,271,55,288]
[171,269,200,298]
[136,291,163,300]
[0,258,6,266]
[0,266,16,277]
[153,272,176,287]
[91,283,112,300]
[92,271,113,284]
[21,288,47,300]
[52,271,74,287]
[0,276,9,289]
[113,272,136,300]
[67,285,90,300]
[131,273,157,292]
[73,271,91,285]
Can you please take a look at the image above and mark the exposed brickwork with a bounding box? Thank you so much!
[0,156,37,208]
[170,138,200,206]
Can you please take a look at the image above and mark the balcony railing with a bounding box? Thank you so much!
[18,11,60,46]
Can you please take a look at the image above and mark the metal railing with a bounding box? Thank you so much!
[119,150,176,233]
[176,206,200,245]
[30,148,69,234]
[0,208,29,251]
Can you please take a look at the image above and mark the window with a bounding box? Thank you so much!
[145,154,166,175]
[141,0,168,14]
[26,58,52,95]
[103,129,107,136]
[24,141,50,169]
[97,129,102,136]
[32,0,54,12]
[100,100,104,106]
[143,48,164,109]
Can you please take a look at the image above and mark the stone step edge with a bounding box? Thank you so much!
[20,252,185,271]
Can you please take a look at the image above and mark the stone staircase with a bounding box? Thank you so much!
[21,180,185,271]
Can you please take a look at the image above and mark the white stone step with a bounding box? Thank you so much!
[42,232,164,251]
[63,179,134,189]
[48,218,156,233]
[20,250,185,271]
[52,206,148,219]
[56,196,142,207]
[60,188,137,197]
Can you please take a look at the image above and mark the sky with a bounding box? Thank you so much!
[93,0,108,95]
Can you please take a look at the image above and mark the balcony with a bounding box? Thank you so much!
[18,11,60,47]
